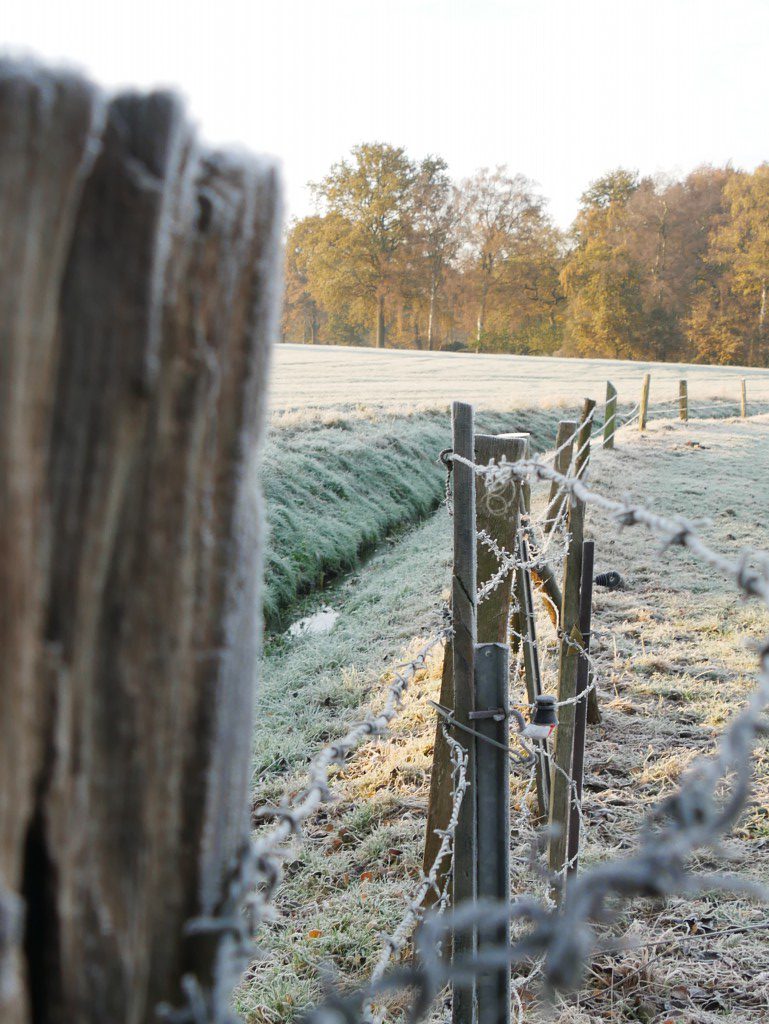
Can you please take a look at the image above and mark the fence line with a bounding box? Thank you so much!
[300,396,769,1023]
[249,381,769,1024]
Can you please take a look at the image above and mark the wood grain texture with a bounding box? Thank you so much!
[0,62,105,1024]
[0,62,282,1024]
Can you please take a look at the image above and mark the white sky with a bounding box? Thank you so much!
[4,0,769,228]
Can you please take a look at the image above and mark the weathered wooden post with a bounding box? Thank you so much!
[679,380,688,421]
[567,541,595,883]
[548,398,594,885]
[0,61,282,1024]
[423,431,525,903]
[476,432,528,642]
[544,419,578,532]
[451,402,477,1024]
[639,372,651,430]
[603,381,617,449]
[741,378,748,418]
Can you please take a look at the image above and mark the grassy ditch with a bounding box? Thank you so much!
[261,404,574,631]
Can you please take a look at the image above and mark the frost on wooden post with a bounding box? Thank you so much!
[0,60,282,1024]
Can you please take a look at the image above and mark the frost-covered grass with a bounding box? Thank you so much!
[262,405,571,630]
[246,414,769,1023]
[271,343,769,412]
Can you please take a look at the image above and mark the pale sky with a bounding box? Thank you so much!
[4,0,769,228]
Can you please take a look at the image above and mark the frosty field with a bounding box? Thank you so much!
[249,412,769,1023]
[271,343,769,413]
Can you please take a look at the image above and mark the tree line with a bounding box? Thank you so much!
[282,143,769,365]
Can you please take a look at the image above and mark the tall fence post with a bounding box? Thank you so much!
[474,642,510,1024]
[741,378,748,418]
[639,373,651,431]
[603,381,617,449]
[451,402,477,1024]
[549,398,594,886]
[679,380,688,422]
[567,541,595,884]
[544,419,578,532]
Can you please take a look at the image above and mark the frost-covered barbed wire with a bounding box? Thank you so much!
[302,632,769,1024]
[302,446,769,1024]
[454,451,769,600]
[249,620,453,926]
[364,725,469,1023]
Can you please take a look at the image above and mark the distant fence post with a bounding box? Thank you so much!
[549,398,594,886]
[474,642,510,1024]
[741,378,748,418]
[679,380,688,422]
[517,534,550,821]
[450,401,477,1024]
[639,373,651,431]
[567,541,595,884]
[603,381,617,449]
[544,419,578,532]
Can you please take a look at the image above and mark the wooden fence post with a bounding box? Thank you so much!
[741,378,748,418]
[544,419,578,532]
[679,380,688,421]
[567,541,595,883]
[603,381,617,449]
[639,373,651,430]
[0,61,283,1024]
[548,398,594,885]
[450,402,477,1024]
[423,431,525,903]
[476,432,528,643]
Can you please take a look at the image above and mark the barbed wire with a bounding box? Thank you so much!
[364,725,469,1023]
[249,620,453,929]
[302,431,769,1024]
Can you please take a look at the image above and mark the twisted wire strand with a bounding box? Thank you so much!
[250,624,453,925]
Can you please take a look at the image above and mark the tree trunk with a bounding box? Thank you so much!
[413,316,423,350]
[376,293,386,348]
[476,285,488,351]
[0,61,282,1024]
[310,312,319,344]
[427,280,437,351]
[758,278,767,366]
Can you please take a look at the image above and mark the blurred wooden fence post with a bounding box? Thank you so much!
[0,61,282,1024]
[679,380,688,421]
[603,381,617,449]
[741,378,748,418]
[639,373,651,430]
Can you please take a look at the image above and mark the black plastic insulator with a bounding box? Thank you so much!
[594,570,623,590]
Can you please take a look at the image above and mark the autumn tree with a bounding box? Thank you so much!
[283,216,325,343]
[561,170,649,358]
[307,143,417,347]
[410,156,462,350]
[459,168,557,351]
[707,165,769,364]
